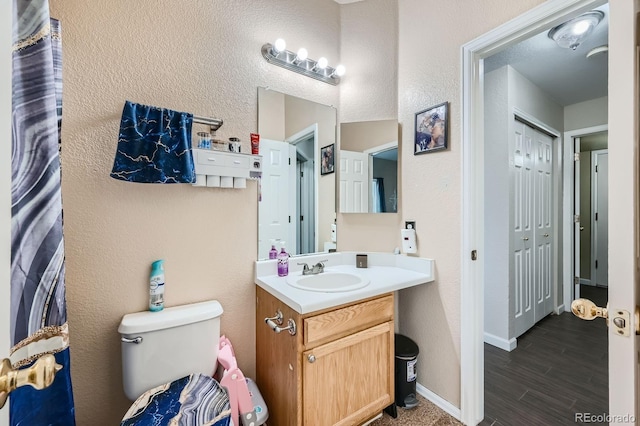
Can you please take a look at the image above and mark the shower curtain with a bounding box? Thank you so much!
[10,0,75,424]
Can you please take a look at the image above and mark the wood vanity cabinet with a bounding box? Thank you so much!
[256,287,395,426]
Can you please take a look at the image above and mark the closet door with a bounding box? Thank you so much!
[511,120,535,337]
[533,128,554,321]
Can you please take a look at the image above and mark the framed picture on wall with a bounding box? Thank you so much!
[321,144,335,175]
[414,102,448,155]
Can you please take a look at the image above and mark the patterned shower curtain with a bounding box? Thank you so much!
[10,0,75,424]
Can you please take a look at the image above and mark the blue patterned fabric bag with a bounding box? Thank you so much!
[121,374,231,426]
[111,101,195,183]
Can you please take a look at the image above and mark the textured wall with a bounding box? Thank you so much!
[564,96,608,131]
[337,0,402,254]
[397,0,545,407]
[49,1,339,424]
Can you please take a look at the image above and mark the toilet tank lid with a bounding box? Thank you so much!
[118,300,223,335]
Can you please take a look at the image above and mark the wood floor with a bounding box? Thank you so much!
[482,285,608,426]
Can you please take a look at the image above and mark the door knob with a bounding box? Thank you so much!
[572,299,640,336]
[580,226,585,231]
[0,354,62,409]
[571,298,608,321]
[543,233,549,238]
[307,354,316,363]
[522,237,529,241]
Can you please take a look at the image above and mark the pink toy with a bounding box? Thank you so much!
[217,335,256,426]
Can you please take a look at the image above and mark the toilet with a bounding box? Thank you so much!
[118,300,231,424]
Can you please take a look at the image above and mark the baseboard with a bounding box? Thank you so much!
[484,332,517,351]
[416,382,461,420]
[554,304,565,315]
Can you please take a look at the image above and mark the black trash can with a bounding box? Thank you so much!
[394,334,419,409]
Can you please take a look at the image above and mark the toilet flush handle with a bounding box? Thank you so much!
[121,336,143,344]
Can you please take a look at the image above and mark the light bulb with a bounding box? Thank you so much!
[274,38,286,53]
[334,65,346,77]
[572,20,591,35]
[296,48,308,62]
[316,57,328,69]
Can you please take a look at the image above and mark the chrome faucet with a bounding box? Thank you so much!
[297,260,328,275]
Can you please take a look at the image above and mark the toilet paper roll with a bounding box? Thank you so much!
[206,175,221,187]
[233,177,247,189]
[220,176,234,188]
[193,174,206,187]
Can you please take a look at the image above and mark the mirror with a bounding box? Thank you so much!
[257,87,337,260]
[338,119,399,213]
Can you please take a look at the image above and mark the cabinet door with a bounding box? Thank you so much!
[302,322,393,426]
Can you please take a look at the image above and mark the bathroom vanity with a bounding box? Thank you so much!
[254,252,434,426]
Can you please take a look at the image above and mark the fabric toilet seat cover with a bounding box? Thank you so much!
[121,373,231,426]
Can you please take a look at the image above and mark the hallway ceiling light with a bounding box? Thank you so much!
[548,11,604,50]
[261,39,344,85]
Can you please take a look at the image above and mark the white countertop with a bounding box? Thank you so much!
[254,252,434,314]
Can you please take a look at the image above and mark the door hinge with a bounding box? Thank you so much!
[471,250,478,261]
[300,215,304,222]
[595,165,598,173]
[595,212,598,221]
[574,276,580,285]
[574,152,580,161]
[300,171,304,177]
[595,260,598,269]
[288,215,291,223]
[574,214,580,223]
[288,158,291,165]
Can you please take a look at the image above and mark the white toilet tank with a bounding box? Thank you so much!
[118,300,223,401]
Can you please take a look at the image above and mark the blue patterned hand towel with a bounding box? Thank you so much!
[111,101,195,183]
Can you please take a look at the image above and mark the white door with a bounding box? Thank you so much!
[591,150,608,287]
[533,128,554,322]
[1,0,12,423]
[298,158,315,255]
[511,120,534,337]
[606,0,638,420]
[339,150,368,213]
[258,139,292,259]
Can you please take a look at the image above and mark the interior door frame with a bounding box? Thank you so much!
[461,0,607,423]
[1,0,11,423]
[562,124,609,311]
[286,124,319,255]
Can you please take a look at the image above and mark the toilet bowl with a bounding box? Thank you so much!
[118,300,231,424]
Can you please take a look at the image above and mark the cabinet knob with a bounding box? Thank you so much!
[307,354,316,363]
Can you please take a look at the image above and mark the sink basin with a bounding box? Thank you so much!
[286,271,370,293]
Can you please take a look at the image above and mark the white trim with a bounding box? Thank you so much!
[461,1,605,424]
[483,333,517,351]
[561,124,608,311]
[513,107,561,137]
[554,304,565,315]
[416,383,461,421]
[363,140,398,155]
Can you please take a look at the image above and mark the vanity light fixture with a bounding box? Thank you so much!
[261,39,345,85]
[548,10,604,50]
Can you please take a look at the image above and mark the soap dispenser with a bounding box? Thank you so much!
[277,242,289,277]
[269,240,278,259]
